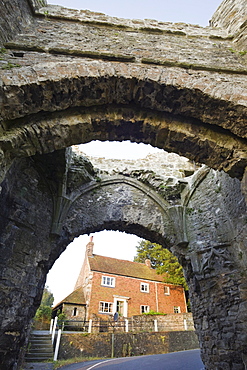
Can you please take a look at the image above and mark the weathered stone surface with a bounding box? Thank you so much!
[1,147,247,370]
[74,146,198,177]
[0,1,247,369]
[210,0,247,49]
[58,330,199,359]
[0,105,246,183]
[0,0,34,44]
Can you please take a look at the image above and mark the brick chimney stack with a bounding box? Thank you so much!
[86,236,94,257]
[145,259,151,268]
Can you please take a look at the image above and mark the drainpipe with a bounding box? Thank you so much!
[155,282,159,312]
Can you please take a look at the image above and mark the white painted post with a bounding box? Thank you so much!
[49,319,54,334]
[154,319,158,332]
[52,316,58,344]
[125,319,129,333]
[88,319,92,333]
[184,318,188,331]
[53,329,62,361]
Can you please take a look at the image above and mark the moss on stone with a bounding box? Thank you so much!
[1,61,21,70]
[141,57,247,75]
[139,27,186,36]
[209,34,234,40]
[4,42,46,53]
[49,47,135,62]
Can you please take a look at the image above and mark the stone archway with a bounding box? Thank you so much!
[1,0,247,369]
[0,147,247,370]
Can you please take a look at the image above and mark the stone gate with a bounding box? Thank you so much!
[0,0,247,369]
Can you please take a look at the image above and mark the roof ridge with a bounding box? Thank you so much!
[88,253,166,283]
[92,253,148,266]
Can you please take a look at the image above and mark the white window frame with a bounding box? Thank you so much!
[101,275,115,287]
[164,286,170,295]
[140,282,149,293]
[99,301,113,313]
[72,307,78,316]
[140,305,150,313]
[174,306,181,313]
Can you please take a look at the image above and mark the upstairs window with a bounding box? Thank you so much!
[174,306,181,313]
[101,275,115,287]
[164,286,170,295]
[140,282,149,293]
[72,307,77,316]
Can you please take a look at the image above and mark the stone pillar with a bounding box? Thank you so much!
[177,169,247,370]
[183,246,247,369]
[0,155,70,370]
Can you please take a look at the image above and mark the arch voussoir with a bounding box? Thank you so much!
[0,105,247,182]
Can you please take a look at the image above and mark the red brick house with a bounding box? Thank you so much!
[53,237,187,320]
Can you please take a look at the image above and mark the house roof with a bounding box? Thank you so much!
[53,286,86,309]
[88,254,165,282]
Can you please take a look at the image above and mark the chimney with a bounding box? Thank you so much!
[86,236,94,257]
[145,259,151,268]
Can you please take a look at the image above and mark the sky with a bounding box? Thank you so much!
[47,0,222,27]
[45,0,223,305]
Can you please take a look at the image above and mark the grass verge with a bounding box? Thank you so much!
[53,357,105,369]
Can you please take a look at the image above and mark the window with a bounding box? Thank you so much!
[164,286,170,295]
[141,305,150,313]
[140,282,149,293]
[101,276,115,287]
[174,306,181,313]
[72,307,77,316]
[99,301,113,313]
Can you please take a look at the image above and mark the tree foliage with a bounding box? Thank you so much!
[41,286,54,307]
[35,286,54,323]
[134,240,188,290]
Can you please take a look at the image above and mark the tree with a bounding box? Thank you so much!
[134,240,188,290]
[41,286,54,307]
[34,286,54,324]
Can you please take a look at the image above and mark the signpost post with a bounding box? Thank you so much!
[111,312,119,358]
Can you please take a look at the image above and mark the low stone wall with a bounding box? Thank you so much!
[131,313,195,332]
[58,331,199,359]
[64,313,195,333]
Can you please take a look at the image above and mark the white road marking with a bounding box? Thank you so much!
[87,358,120,369]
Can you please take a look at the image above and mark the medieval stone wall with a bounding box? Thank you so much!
[74,147,197,179]
[0,158,55,368]
[0,1,247,369]
[0,0,246,182]
[180,168,247,369]
[131,313,195,332]
[0,0,34,44]
[210,0,247,49]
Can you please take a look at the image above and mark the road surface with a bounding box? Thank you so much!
[59,349,205,370]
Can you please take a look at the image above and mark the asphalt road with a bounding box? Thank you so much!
[60,349,205,370]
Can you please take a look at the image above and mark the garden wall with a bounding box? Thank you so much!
[58,331,199,359]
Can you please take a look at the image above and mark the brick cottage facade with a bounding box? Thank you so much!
[53,237,187,320]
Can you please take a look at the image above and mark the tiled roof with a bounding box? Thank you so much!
[53,286,86,309]
[89,254,165,282]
